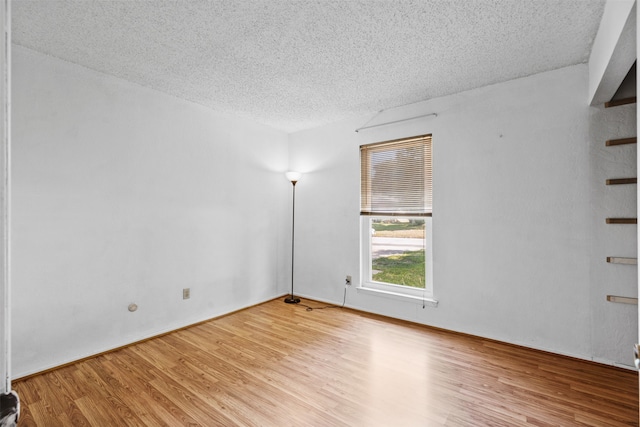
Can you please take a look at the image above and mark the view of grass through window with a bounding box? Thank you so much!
[371,219,425,288]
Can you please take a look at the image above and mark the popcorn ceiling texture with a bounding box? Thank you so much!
[12,0,605,133]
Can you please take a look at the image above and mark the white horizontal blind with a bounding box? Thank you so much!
[360,134,432,216]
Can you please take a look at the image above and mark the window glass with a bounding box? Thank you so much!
[370,218,426,288]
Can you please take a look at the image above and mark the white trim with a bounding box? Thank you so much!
[637,0,640,374]
[1,0,10,395]
[588,0,636,105]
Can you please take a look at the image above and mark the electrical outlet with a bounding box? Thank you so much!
[183,288,190,299]
[346,275,352,285]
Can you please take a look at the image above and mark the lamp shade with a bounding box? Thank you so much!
[285,171,302,183]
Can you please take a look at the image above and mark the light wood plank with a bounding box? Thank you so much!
[13,298,639,426]
[607,295,638,305]
[607,256,638,265]
[605,97,637,108]
[606,177,637,185]
[606,218,638,224]
[606,137,637,146]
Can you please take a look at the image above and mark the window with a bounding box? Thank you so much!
[359,135,435,304]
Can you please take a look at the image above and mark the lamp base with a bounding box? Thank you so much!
[284,296,300,304]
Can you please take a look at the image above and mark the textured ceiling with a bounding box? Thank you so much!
[12,0,605,133]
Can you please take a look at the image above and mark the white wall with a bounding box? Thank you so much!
[11,46,291,378]
[289,64,637,368]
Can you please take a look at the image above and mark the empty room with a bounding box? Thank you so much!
[0,0,639,426]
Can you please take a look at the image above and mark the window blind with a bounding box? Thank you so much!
[360,134,432,216]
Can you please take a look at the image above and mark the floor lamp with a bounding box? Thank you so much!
[284,171,301,304]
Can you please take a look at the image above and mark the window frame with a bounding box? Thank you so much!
[358,134,436,306]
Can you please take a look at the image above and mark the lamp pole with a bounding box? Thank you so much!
[284,172,301,304]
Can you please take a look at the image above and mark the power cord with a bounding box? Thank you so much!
[296,285,348,311]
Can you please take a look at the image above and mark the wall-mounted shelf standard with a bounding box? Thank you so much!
[605,97,637,108]
[606,257,638,265]
[606,295,638,305]
[606,218,637,224]
[606,178,637,185]
[606,137,637,146]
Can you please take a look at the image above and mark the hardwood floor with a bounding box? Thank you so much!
[13,298,639,426]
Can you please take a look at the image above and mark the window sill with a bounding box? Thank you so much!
[356,286,439,307]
